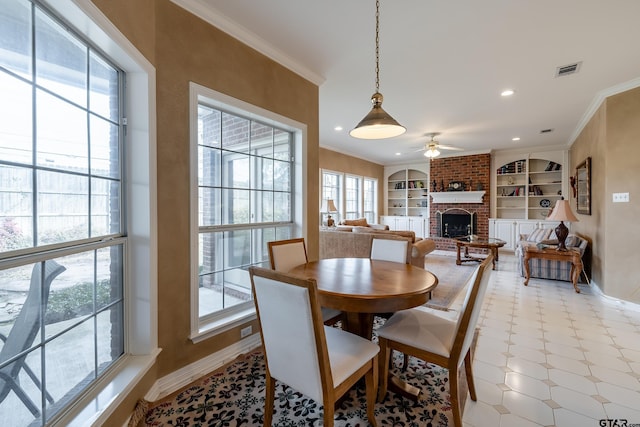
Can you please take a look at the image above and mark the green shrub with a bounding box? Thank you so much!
[45,280,113,324]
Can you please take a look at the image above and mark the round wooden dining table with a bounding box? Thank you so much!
[289,257,438,339]
[288,257,438,401]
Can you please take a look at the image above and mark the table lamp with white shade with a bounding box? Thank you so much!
[547,197,579,251]
[321,199,338,227]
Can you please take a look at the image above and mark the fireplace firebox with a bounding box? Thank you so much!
[437,209,476,238]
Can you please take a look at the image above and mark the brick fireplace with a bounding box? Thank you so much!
[429,153,491,251]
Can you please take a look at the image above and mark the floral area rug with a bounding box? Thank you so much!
[144,344,456,426]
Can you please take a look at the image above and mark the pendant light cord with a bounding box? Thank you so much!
[375,0,380,93]
[350,0,405,139]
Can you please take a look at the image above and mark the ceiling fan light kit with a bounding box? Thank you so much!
[350,0,405,140]
[424,147,440,158]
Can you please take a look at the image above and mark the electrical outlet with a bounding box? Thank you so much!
[240,326,252,338]
[613,192,630,203]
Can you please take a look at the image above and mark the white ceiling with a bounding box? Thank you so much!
[175,0,640,165]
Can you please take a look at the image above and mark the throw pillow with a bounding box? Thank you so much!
[342,218,368,227]
[564,235,580,248]
[526,228,553,243]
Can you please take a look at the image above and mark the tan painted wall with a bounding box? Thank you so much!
[571,86,640,302]
[603,88,640,300]
[91,0,320,424]
[570,105,606,286]
[318,148,385,232]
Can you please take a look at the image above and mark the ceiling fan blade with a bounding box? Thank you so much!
[439,144,464,151]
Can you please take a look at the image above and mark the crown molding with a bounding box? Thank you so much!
[569,76,640,146]
[170,0,325,86]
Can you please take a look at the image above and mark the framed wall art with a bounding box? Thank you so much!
[575,157,591,215]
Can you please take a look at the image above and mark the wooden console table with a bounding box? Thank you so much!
[523,246,583,293]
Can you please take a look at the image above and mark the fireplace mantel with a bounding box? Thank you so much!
[430,191,486,204]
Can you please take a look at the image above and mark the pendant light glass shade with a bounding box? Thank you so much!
[350,1,405,140]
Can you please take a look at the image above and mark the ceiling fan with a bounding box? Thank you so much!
[419,133,463,158]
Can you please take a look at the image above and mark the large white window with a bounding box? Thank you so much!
[345,175,361,219]
[190,83,304,339]
[321,170,377,224]
[363,178,377,224]
[0,1,132,424]
[321,171,341,225]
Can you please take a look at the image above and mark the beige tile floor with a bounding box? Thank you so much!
[461,253,640,427]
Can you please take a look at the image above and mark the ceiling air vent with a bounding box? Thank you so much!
[540,128,554,134]
[555,62,582,77]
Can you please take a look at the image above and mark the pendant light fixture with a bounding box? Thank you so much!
[350,0,406,139]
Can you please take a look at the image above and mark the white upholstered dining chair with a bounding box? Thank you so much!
[376,255,493,427]
[249,266,379,427]
[369,237,412,324]
[370,237,409,264]
[267,238,344,325]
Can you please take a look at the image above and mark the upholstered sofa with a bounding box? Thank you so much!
[335,217,389,232]
[515,228,589,282]
[319,227,436,268]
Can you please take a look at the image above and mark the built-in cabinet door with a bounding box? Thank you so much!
[515,221,538,241]
[380,216,426,238]
[394,217,409,231]
[408,217,425,238]
[380,216,395,230]
[380,216,405,231]
[490,219,516,250]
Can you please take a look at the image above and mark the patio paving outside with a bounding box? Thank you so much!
[0,311,115,426]
[1,277,239,426]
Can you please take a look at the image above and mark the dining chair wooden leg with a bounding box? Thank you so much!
[402,353,409,371]
[464,350,477,401]
[450,365,463,427]
[377,338,391,402]
[323,396,335,427]
[264,374,275,426]
[365,358,378,427]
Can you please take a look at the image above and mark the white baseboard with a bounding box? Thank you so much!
[587,279,640,313]
[144,334,262,402]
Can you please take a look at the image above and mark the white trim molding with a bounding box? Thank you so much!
[145,334,262,402]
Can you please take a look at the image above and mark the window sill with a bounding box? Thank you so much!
[55,348,161,427]
[190,308,257,344]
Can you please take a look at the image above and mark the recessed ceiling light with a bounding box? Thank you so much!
[334,126,343,131]
[512,137,521,141]
[501,89,515,97]
[395,152,401,156]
